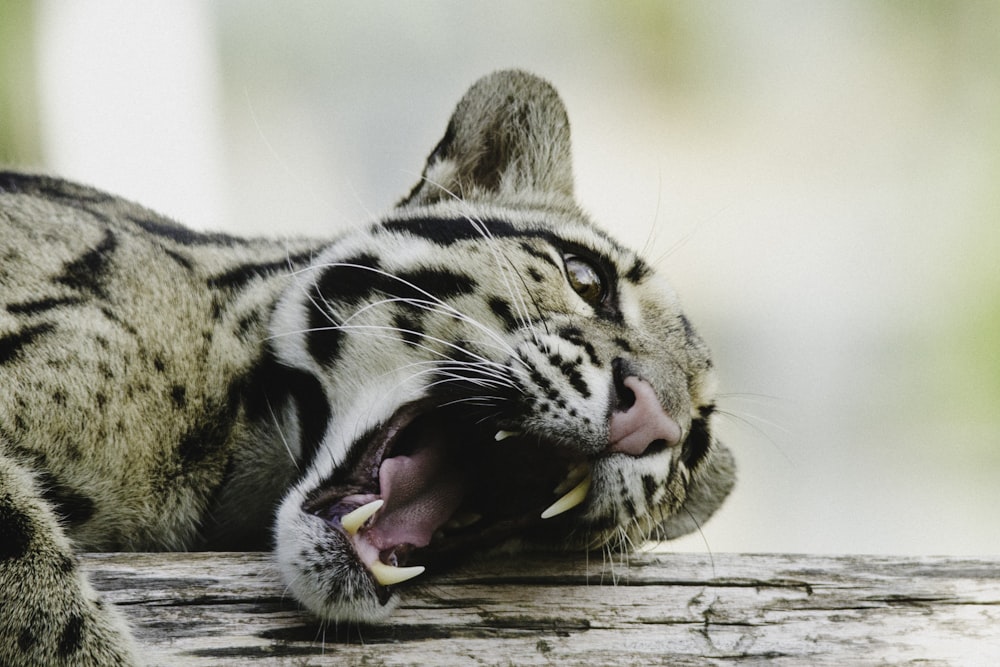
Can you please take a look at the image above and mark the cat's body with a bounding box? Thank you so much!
[0,71,734,665]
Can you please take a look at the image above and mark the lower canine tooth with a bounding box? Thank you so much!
[341,499,384,536]
[494,430,520,441]
[554,462,591,495]
[370,560,426,586]
[541,470,592,519]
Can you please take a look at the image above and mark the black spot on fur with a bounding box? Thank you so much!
[236,311,262,340]
[176,388,240,470]
[489,296,518,331]
[392,268,478,302]
[207,250,317,291]
[0,171,42,193]
[549,353,590,399]
[679,313,698,341]
[6,297,85,315]
[243,348,331,472]
[392,313,424,346]
[380,217,518,246]
[56,230,117,298]
[17,627,37,652]
[619,470,637,517]
[37,472,97,527]
[642,474,658,504]
[127,214,245,247]
[625,258,651,284]
[306,253,382,366]
[613,337,633,354]
[309,258,478,367]
[58,553,77,574]
[164,248,194,270]
[680,404,715,470]
[99,306,138,336]
[0,322,55,365]
[560,326,602,368]
[57,614,85,657]
[0,494,34,560]
[171,385,188,409]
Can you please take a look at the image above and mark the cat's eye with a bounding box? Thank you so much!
[564,255,605,305]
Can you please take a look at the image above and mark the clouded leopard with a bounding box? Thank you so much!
[0,70,735,665]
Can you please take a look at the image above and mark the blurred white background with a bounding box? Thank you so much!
[5,1,998,555]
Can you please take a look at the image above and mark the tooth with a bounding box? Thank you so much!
[553,463,590,495]
[340,499,384,536]
[370,560,426,586]
[494,430,520,442]
[541,470,592,519]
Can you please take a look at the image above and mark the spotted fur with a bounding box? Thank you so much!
[0,70,734,664]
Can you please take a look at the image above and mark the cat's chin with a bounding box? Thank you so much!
[296,398,592,595]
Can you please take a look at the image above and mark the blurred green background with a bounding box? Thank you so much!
[2,1,998,555]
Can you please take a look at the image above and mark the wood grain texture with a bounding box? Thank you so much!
[81,552,1000,666]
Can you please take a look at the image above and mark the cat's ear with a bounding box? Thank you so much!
[398,70,575,208]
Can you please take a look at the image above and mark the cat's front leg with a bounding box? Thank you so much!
[0,454,137,667]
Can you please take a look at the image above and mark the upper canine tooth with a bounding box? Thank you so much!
[340,499,384,536]
[541,470,592,519]
[370,560,426,587]
[494,430,520,442]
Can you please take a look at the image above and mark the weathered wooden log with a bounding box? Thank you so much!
[81,551,1000,666]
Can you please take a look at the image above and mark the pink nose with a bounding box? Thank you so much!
[608,376,682,456]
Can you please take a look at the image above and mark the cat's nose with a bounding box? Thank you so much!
[608,365,681,456]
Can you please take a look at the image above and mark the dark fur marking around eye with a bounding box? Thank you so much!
[0,322,55,365]
[381,217,518,246]
[55,230,117,299]
[6,297,85,315]
[680,404,715,470]
[518,241,560,269]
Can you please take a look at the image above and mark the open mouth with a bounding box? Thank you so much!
[301,401,592,591]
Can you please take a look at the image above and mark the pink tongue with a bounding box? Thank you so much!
[608,377,682,456]
[366,444,465,551]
